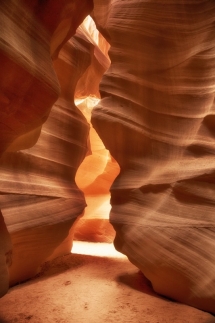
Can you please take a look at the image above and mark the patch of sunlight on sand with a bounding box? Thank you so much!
[72,241,127,258]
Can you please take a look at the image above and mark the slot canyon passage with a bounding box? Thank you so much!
[0,0,215,322]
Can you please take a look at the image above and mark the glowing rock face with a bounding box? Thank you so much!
[92,0,215,314]
[75,16,110,99]
[75,97,119,243]
[74,17,119,243]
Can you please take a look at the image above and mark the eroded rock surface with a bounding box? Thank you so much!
[92,0,215,314]
[0,0,93,294]
[74,19,119,242]
[1,0,215,315]
[1,31,93,286]
[0,211,12,297]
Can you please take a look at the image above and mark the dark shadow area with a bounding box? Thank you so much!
[0,317,8,323]
[117,271,215,320]
[206,318,215,323]
[117,270,164,299]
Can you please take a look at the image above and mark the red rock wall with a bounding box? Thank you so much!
[92,0,215,314]
[0,0,93,296]
[0,32,91,286]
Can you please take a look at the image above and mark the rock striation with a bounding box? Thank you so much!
[0,31,90,286]
[0,0,93,154]
[0,18,113,285]
[0,0,93,295]
[1,0,215,315]
[92,0,215,314]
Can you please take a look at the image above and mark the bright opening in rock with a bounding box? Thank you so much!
[72,241,126,258]
[74,96,120,246]
[73,17,120,257]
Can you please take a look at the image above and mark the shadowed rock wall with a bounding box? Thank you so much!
[92,0,215,314]
[0,0,93,296]
[0,31,91,286]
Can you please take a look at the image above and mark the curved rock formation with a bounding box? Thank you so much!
[75,16,110,99]
[92,0,215,314]
[75,97,119,243]
[0,6,113,291]
[0,0,93,154]
[0,29,93,286]
[74,18,119,242]
[0,0,93,295]
[1,0,215,315]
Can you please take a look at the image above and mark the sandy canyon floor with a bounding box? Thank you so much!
[0,242,214,323]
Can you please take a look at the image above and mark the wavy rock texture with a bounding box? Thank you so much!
[0,30,93,286]
[0,0,93,154]
[92,0,215,314]
[0,0,93,294]
[75,16,110,99]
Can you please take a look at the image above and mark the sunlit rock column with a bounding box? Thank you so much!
[92,0,215,314]
[0,0,93,294]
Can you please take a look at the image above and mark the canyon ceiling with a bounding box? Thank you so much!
[0,0,215,315]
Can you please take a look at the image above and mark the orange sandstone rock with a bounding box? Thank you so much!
[0,0,93,155]
[74,19,118,243]
[0,0,93,296]
[75,16,110,99]
[75,98,119,243]
[92,0,215,314]
[1,31,93,287]
[0,211,12,297]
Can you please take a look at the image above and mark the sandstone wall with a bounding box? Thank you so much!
[92,0,215,314]
[0,0,93,296]
[0,0,215,315]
